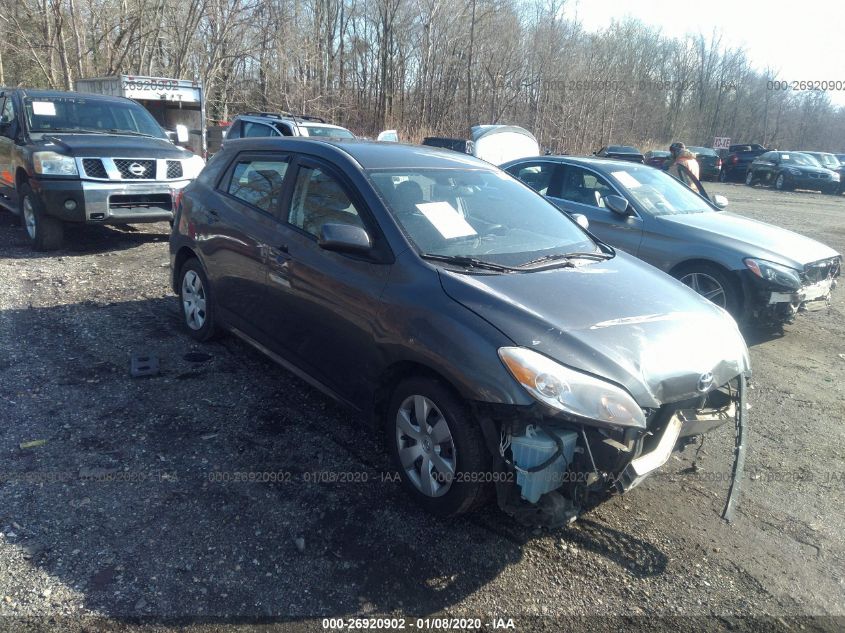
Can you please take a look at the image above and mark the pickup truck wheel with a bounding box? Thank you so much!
[20,184,64,251]
[386,377,492,517]
[719,169,728,183]
[674,263,742,318]
[178,259,219,341]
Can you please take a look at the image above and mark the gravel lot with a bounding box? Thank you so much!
[0,182,843,632]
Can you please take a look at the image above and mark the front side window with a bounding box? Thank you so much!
[227,159,289,213]
[288,166,364,237]
[24,97,166,138]
[559,166,613,208]
[0,98,14,125]
[368,167,596,265]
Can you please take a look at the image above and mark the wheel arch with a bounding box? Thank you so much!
[172,246,203,294]
[373,360,465,426]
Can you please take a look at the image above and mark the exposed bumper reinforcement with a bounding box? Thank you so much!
[617,415,683,492]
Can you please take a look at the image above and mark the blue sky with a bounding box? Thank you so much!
[572,0,845,105]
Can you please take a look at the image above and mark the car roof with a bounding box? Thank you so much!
[234,113,349,131]
[220,137,499,170]
[8,88,132,104]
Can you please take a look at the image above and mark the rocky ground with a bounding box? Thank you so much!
[0,182,843,633]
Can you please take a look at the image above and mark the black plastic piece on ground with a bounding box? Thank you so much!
[129,355,160,378]
[183,352,212,363]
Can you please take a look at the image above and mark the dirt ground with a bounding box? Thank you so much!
[0,181,843,633]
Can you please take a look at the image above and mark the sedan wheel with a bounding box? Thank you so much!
[745,171,754,186]
[178,259,218,341]
[395,395,457,498]
[182,270,207,330]
[775,174,787,190]
[679,271,727,308]
[387,377,492,516]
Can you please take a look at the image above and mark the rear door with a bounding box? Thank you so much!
[548,164,643,255]
[261,156,392,405]
[199,152,291,337]
[504,160,563,197]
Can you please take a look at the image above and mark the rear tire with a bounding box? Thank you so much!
[178,258,219,341]
[745,170,756,187]
[20,183,64,251]
[673,262,743,320]
[719,169,728,183]
[386,377,492,517]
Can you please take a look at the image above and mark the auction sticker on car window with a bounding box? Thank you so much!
[31,101,57,116]
[611,171,641,189]
[417,202,477,239]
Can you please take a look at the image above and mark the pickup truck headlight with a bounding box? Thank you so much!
[498,347,646,429]
[33,151,78,176]
[744,258,802,290]
[182,155,206,179]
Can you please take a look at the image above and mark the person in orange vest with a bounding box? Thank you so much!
[665,142,701,191]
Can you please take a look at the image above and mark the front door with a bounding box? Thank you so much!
[548,164,644,255]
[263,158,391,406]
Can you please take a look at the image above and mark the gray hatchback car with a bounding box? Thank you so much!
[503,156,841,325]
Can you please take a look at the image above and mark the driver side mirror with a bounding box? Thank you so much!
[318,223,372,255]
[175,124,190,144]
[712,194,729,209]
[572,213,589,230]
[603,194,632,216]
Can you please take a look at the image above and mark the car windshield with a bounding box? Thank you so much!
[609,146,639,153]
[780,153,819,167]
[368,168,598,267]
[24,96,166,138]
[689,147,717,156]
[605,164,713,216]
[300,125,355,138]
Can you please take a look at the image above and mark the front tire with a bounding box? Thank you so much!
[386,377,492,517]
[20,183,64,251]
[674,262,743,319]
[745,170,756,186]
[178,258,219,341]
[775,173,791,191]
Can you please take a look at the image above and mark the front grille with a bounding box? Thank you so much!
[803,257,841,284]
[109,194,172,212]
[82,159,107,179]
[114,159,156,179]
[166,160,183,179]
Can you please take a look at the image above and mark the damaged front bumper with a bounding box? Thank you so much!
[743,257,841,324]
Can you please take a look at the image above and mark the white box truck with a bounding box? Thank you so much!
[75,75,206,158]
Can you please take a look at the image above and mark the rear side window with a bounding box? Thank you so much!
[227,159,289,213]
[288,166,364,237]
[242,122,276,138]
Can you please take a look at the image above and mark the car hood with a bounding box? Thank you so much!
[657,211,840,268]
[438,253,750,409]
[35,134,190,159]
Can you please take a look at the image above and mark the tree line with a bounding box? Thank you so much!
[2,0,844,153]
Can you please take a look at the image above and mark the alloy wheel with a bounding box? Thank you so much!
[680,272,727,308]
[776,174,785,190]
[181,270,207,330]
[23,196,37,240]
[395,395,457,498]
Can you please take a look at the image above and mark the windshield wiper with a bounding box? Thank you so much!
[518,250,614,269]
[421,253,517,273]
[103,129,156,138]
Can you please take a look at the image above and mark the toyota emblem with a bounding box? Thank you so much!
[128,162,147,176]
[697,371,714,393]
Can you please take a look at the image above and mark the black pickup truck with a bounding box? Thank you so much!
[718,143,767,182]
[0,88,205,250]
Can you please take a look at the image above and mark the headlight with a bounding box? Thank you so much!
[33,151,78,176]
[831,173,840,182]
[182,155,206,179]
[786,167,802,176]
[498,347,646,429]
[744,258,802,290]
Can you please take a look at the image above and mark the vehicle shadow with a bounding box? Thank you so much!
[0,212,169,257]
[0,297,672,619]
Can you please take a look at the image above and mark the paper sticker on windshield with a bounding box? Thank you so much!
[781,154,789,160]
[416,202,477,239]
[611,170,641,189]
[31,101,57,116]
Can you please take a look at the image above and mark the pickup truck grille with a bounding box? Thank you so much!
[115,159,156,179]
[82,159,108,179]
[166,160,183,179]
